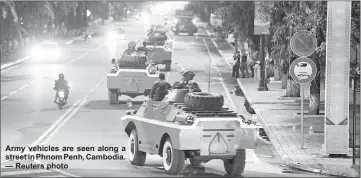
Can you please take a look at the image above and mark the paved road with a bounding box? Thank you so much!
[1,15,327,177]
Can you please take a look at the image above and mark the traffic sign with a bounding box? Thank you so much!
[290,30,317,57]
[289,57,317,84]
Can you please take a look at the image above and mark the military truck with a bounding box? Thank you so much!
[107,43,159,104]
[121,76,258,175]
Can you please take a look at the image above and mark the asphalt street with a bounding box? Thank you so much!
[1,15,328,177]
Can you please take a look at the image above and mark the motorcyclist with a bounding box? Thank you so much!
[149,73,172,101]
[172,70,201,92]
[53,73,70,104]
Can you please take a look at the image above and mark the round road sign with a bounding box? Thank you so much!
[289,57,317,84]
[290,30,317,57]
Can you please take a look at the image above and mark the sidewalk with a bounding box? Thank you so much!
[207,28,360,177]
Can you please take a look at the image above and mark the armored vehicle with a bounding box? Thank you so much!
[146,41,173,71]
[107,42,159,104]
[172,18,198,36]
[146,25,168,46]
[121,72,258,175]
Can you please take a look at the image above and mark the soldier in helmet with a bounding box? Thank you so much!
[149,73,172,101]
[173,70,201,92]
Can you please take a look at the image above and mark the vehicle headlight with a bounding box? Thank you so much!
[192,19,196,24]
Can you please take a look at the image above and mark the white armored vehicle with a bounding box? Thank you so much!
[107,41,159,104]
[121,72,258,175]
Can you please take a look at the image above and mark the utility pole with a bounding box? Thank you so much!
[258,34,268,91]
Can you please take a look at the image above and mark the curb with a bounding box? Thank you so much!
[209,35,360,177]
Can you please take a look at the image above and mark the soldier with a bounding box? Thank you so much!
[149,73,172,101]
[173,70,201,92]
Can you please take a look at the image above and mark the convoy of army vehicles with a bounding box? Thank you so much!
[107,20,257,176]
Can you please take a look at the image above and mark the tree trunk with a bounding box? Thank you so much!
[281,72,287,89]
[274,63,281,81]
[309,57,321,115]
[286,79,300,97]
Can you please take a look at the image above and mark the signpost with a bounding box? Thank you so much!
[290,30,318,149]
[289,57,318,148]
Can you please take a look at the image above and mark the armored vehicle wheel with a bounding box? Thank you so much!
[165,62,172,71]
[184,92,224,110]
[223,149,246,176]
[189,158,202,167]
[129,129,147,166]
[162,138,185,175]
[108,89,119,104]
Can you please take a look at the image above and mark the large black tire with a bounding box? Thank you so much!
[165,61,172,71]
[223,149,246,176]
[184,92,224,110]
[108,89,119,104]
[129,129,147,166]
[118,54,147,66]
[162,138,185,175]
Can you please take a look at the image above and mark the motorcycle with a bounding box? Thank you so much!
[56,90,67,109]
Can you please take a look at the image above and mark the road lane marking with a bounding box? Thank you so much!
[75,53,88,60]
[30,80,36,84]
[89,88,95,93]
[41,99,87,145]
[1,170,52,176]
[28,100,81,148]
[95,83,100,88]
[1,96,8,100]
[203,38,260,164]
[9,91,17,95]
[18,84,29,90]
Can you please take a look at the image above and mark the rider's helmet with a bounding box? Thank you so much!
[59,73,64,79]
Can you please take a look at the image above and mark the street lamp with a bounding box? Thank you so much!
[350,63,360,166]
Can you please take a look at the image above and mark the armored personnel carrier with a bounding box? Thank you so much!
[121,72,258,175]
[106,41,159,104]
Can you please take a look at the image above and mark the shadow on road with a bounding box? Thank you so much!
[84,100,143,110]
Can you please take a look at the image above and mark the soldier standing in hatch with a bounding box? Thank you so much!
[149,73,172,101]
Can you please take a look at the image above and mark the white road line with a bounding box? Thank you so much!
[1,96,8,100]
[1,170,51,176]
[75,53,87,60]
[83,95,88,100]
[95,83,100,88]
[27,100,81,150]
[89,88,95,93]
[9,91,17,95]
[203,38,260,164]
[30,80,36,84]
[18,84,29,90]
[41,99,87,145]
